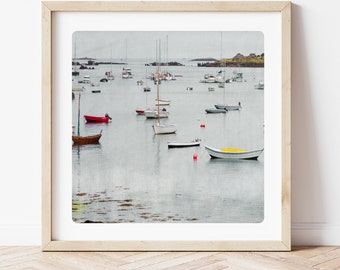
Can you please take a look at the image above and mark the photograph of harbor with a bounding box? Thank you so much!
[72,31,264,224]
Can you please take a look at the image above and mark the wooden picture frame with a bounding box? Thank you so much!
[42,1,291,251]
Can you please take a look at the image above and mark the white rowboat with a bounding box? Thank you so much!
[205,145,263,160]
[168,138,201,148]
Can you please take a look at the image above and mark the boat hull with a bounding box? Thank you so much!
[168,141,201,148]
[205,146,263,160]
[153,124,177,135]
[214,104,241,111]
[205,108,226,113]
[84,115,109,123]
[145,110,169,119]
[72,133,102,145]
[135,109,145,115]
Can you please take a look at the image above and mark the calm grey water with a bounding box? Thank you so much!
[72,59,264,223]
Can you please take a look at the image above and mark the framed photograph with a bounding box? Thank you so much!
[42,1,291,251]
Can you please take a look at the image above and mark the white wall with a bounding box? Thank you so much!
[1,0,339,246]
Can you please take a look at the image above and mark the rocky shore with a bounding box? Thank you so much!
[196,53,264,68]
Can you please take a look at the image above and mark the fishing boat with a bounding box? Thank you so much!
[168,138,201,148]
[84,114,112,123]
[72,93,102,145]
[152,40,176,135]
[205,145,263,160]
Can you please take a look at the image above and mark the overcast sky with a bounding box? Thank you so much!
[73,31,263,60]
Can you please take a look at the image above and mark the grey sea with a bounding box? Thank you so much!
[72,58,264,223]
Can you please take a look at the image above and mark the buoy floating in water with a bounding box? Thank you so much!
[193,153,198,161]
[200,123,206,128]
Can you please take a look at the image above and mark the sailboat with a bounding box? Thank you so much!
[105,44,115,80]
[136,58,151,115]
[72,36,79,76]
[122,39,133,79]
[72,93,102,144]
[213,32,241,111]
[152,40,176,135]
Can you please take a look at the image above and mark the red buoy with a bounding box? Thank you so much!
[193,153,198,161]
[200,123,205,128]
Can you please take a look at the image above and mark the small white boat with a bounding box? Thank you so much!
[144,109,169,119]
[200,74,217,83]
[254,81,264,90]
[153,123,177,135]
[205,145,263,160]
[168,138,201,148]
[215,102,241,111]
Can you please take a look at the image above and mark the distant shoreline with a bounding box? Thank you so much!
[194,53,264,68]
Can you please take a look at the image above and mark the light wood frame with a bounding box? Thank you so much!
[42,1,291,251]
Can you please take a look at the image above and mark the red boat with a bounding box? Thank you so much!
[84,114,112,123]
[135,109,145,115]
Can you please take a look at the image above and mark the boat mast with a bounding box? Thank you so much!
[221,32,226,105]
[77,93,81,137]
[110,43,113,74]
[157,39,161,124]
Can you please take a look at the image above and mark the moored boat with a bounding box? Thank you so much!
[144,109,169,119]
[72,93,102,145]
[135,109,145,115]
[84,114,111,123]
[72,132,102,145]
[152,40,176,135]
[143,86,151,92]
[168,138,201,148]
[153,123,177,135]
[205,145,263,160]
[215,102,241,111]
[254,80,264,90]
[205,108,226,114]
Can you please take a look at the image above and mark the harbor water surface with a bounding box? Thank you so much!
[72,59,264,223]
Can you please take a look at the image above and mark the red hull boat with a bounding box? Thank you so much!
[135,109,145,115]
[84,114,111,123]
